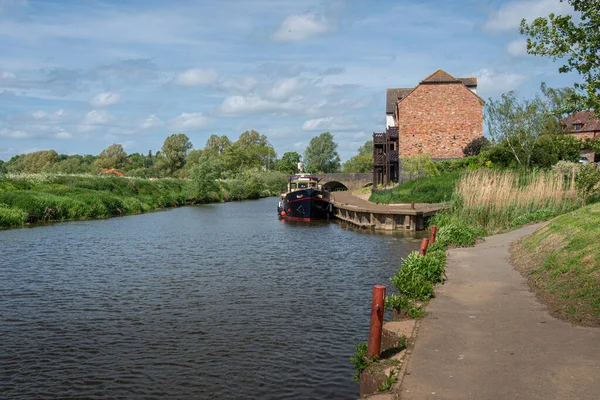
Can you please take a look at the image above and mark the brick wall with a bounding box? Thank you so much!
[396,83,483,158]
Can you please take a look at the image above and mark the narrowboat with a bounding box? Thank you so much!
[277,174,333,221]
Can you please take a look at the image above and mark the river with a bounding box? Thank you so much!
[0,197,421,399]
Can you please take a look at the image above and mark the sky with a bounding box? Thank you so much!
[0,0,579,162]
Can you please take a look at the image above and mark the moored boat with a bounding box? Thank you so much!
[277,174,333,221]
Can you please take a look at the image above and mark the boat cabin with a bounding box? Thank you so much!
[284,175,321,193]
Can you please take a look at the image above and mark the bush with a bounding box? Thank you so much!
[575,164,600,203]
[463,137,490,157]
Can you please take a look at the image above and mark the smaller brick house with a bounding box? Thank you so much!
[561,110,600,162]
[387,70,484,159]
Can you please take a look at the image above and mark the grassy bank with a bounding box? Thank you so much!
[369,172,459,204]
[0,171,287,228]
[512,203,600,326]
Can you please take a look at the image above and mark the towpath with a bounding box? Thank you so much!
[401,223,600,400]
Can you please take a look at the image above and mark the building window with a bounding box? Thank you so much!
[573,123,583,131]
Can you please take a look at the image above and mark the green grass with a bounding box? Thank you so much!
[0,172,287,229]
[512,202,600,326]
[369,172,459,204]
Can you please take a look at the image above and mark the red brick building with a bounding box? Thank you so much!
[561,110,600,162]
[386,70,484,159]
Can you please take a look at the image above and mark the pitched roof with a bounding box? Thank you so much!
[459,77,477,87]
[386,88,413,114]
[420,69,461,84]
[561,110,600,133]
[386,71,481,113]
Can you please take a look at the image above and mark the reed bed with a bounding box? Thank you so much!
[453,169,580,230]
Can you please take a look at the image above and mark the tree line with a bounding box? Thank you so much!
[0,130,373,177]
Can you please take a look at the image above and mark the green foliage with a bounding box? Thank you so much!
[378,368,398,392]
[350,342,377,382]
[390,250,446,301]
[161,133,193,174]
[204,134,232,155]
[188,157,224,203]
[463,137,491,157]
[277,151,301,174]
[385,294,425,319]
[430,213,487,247]
[0,203,27,227]
[575,164,600,202]
[520,1,600,117]
[343,140,373,173]
[369,172,459,204]
[401,151,439,180]
[304,132,341,173]
[5,150,59,174]
[94,144,129,171]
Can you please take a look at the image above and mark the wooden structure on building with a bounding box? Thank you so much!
[373,126,400,187]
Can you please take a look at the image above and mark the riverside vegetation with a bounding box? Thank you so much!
[352,163,600,382]
[0,170,287,228]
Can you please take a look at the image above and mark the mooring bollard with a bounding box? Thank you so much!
[419,238,429,256]
[410,201,415,210]
[430,225,438,245]
[367,285,386,358]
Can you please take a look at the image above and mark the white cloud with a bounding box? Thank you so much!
[55,129,73,140]
[32,110,47,119]
[1,71,16,79]
[140,114,163,129]
[473,68,528,95]
[271,13,330,42]
[168,112,207,130]
[507,39,528,57]
[0,128,31,139]
[301,116,360,131]
[218,76,258,92]
[267,77,307,100]
[174,68,218,86]
[83,109,111,125]
[90,91,121,107]
[484,0,573,33]
[219,94,295,116]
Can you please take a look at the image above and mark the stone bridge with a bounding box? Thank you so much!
[314,173,372,191]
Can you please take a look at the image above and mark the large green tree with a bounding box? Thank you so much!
[161,133,193,173]
[343,140,373,173]
[94,144,128,171]
[520,0,600,116]
[7,150,59,173]
[304,132,341,173]
[205,134,231,154]
[277,151,302,174]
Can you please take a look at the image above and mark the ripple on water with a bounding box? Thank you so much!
[0,198,420,399]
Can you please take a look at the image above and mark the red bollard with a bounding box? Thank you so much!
[410,201,415,210]
[430,225,438,245]
[419,238,429,256]
[367,285,386,358]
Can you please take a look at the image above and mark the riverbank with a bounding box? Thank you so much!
[399,224,600,400]
[512,202,600,326]
[0,172,286,228]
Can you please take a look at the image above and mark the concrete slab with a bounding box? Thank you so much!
[401,223,600,400]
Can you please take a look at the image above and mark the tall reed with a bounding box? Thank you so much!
[453,169,580,230]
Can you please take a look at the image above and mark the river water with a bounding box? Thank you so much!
[0,197,420,399]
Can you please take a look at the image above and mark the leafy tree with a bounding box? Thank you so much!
[401,152,439,182]
[485,90,562,168]
[234,130,276,170]
[277,151,302,174]
[6,150,59,173]
[304,132,341,173]
[94,143,129,171]
[343,140,373,173]
[205,134,231,154]
[161,133,193,174]
[520,1,600,117]
[463,137,491,157]
[50,155,91,174]
[188,156,224,203]
[0,160,6,174]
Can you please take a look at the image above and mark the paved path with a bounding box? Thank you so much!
[401,224,600,400]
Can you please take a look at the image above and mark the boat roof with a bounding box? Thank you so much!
[289,174,319,181]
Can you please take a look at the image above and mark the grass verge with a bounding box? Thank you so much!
[512,202,600,327]
[369,172,459,204]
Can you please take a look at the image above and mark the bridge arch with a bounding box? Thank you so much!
[321,181,348,192]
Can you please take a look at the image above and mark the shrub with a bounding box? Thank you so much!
[463,137,490,157]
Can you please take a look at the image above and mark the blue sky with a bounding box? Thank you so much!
[0,0,579,162]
